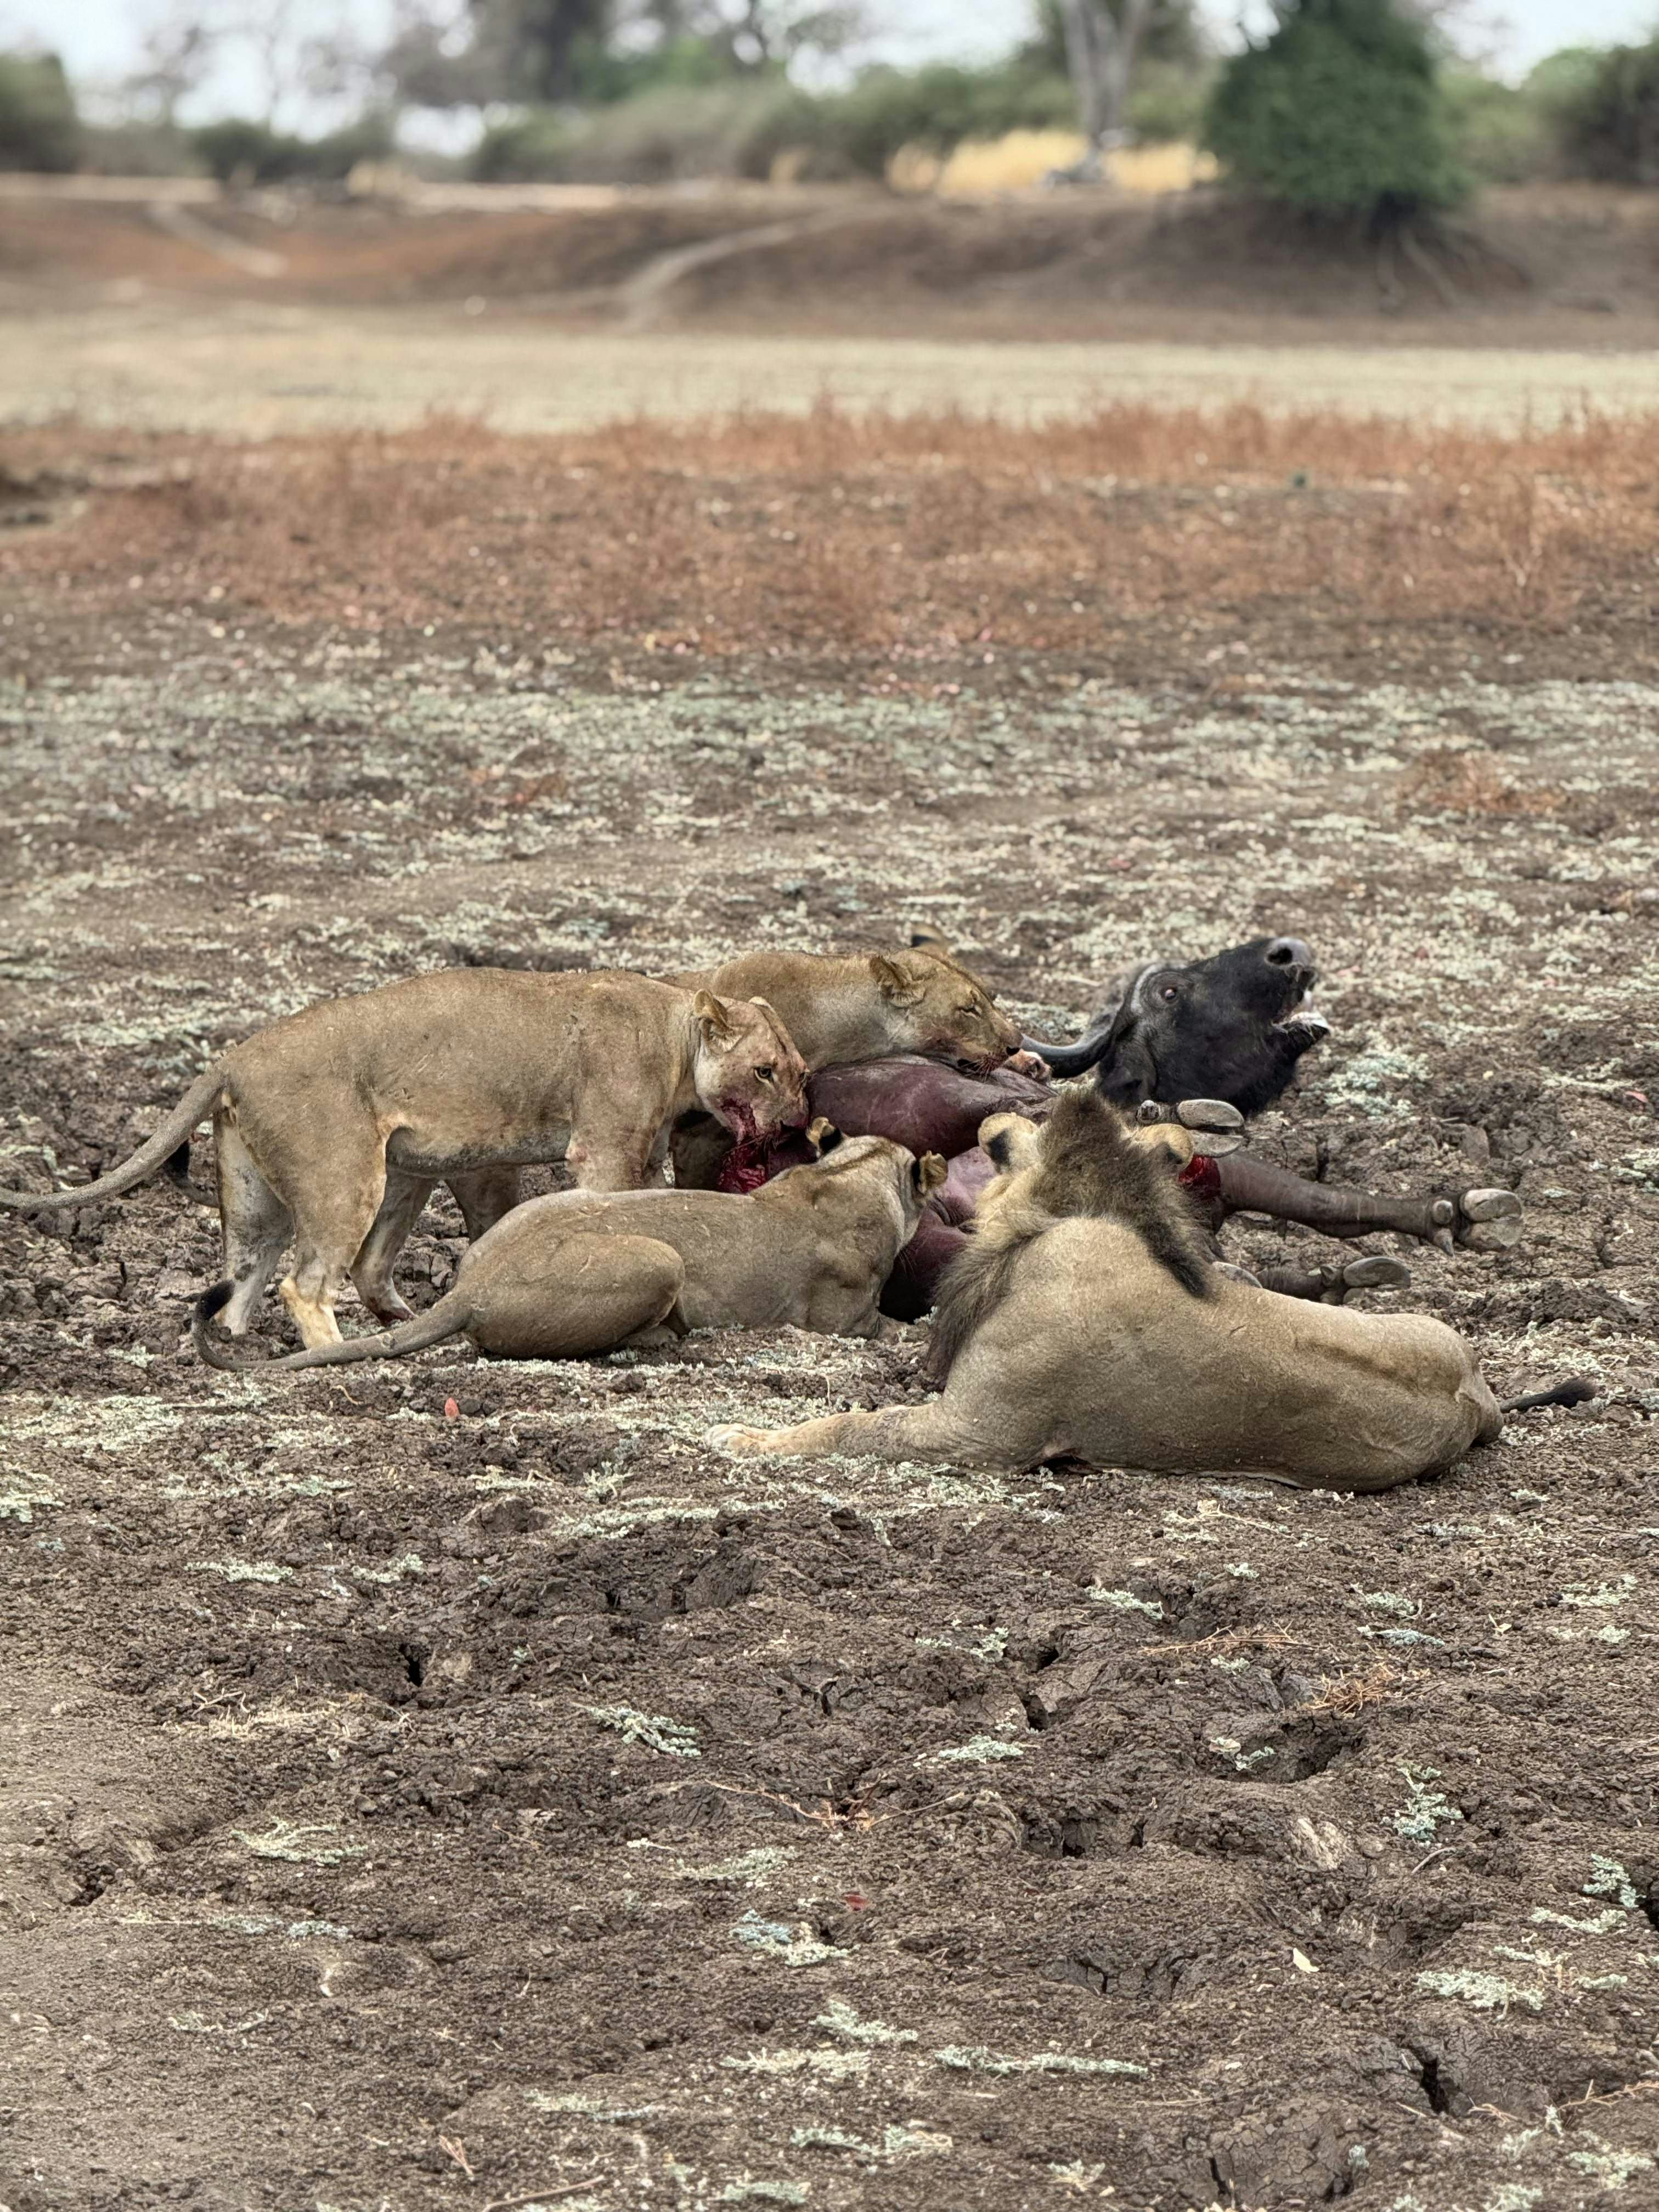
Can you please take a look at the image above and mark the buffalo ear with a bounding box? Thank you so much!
[908,928,954,956]
[806,1117,843,1156]
[913,1152,949,1197]
[692,990,735,1045]
[870,954,925,1008]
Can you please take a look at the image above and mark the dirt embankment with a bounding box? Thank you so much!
[3,179,1659,343]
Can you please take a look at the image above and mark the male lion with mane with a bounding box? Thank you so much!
[712,1090,1579,1494]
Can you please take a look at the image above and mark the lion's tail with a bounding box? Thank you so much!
[1499,1376,1597,1415]
[0,1066,224,1212]
[191,1280,471,1373]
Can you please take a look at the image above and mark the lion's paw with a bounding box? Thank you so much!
[707,1423,773,1455]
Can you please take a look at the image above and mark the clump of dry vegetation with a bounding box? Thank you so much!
[1397,743,1568,819]
[3,401,1657,680]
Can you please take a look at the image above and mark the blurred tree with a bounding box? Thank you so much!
[0,49,81,170]
[383,0,608,112]
[1204,0,1465,224]
[121,2,223,126]
[1541,37,1659,184]
[1054,0,1156,161]
[635,0,868,75]
[1022,0,1200,76]
[384,0,865,116]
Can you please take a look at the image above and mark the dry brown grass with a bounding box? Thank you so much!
[4,402,1657,676]
[1397,745,1568,820]
[1292,1662,1425,1719]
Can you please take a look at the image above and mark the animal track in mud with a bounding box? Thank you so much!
[1204,1712,1364,1785]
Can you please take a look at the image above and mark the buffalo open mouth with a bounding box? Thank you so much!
[1272,974,1328,1034]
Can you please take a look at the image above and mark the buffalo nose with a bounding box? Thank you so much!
[1265,936,1313,970]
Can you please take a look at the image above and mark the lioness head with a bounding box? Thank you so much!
[868,950,1022,1075]
[785,1125,947,1234]
[691,992,811,1146]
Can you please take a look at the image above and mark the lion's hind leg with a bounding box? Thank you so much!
[351,1171,435,1324]
[467,1233,685,1361]
[448,1166,523,1243]
[215,1113,292,1335]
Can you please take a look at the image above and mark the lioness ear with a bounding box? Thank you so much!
[692,990,735,1043]
[914,1151,948,1196]
[806,1117,843,1156]
[871,953,924,1008]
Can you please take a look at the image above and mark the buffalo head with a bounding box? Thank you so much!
[1025,936,1328,1115]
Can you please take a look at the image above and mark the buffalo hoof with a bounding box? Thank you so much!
[1138,1097,1244,1156]
[1137,1097,1245,1131]
[1212,1260,1262,1288]
[1429,1187,1523,1252]
[1459,1187,1523,1251]
[1322,1255,1412,1303]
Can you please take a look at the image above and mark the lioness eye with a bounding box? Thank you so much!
[756,1064,775,1082]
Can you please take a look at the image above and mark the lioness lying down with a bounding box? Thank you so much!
[711,1091,1580,1494]
[192,1125,946,1370]
[0,970,809,1352]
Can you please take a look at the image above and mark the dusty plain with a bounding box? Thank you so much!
[1,186,1657,2212]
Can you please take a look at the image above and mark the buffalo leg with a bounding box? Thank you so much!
[1211,1155,1520,1248]
[1255,1256,1413,1304]
[1215,1154,1449,1239]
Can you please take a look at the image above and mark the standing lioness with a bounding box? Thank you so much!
[0,970,809,1351]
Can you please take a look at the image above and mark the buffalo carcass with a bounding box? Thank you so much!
[782,935,1521,1316]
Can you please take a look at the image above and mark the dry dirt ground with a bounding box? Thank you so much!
[0,393,1657,2212]
[10,304,1659,437]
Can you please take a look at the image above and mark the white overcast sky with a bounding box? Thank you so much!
[2,0,1655,128]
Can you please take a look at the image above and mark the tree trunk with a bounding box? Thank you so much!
[1057,0,1155,156]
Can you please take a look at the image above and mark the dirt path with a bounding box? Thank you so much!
[2,300,1657,433]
